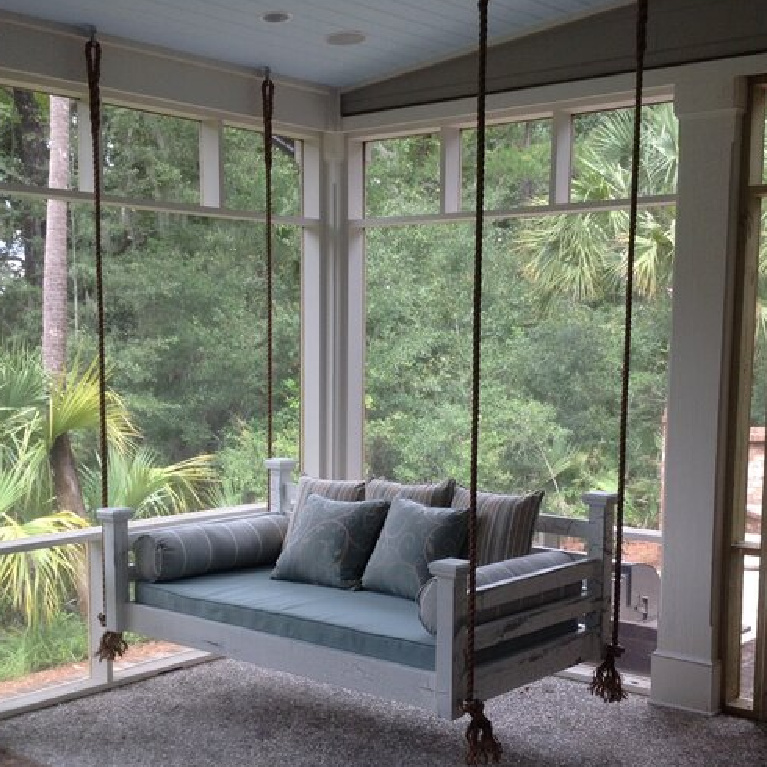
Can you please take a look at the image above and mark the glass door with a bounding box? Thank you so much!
[726,79,767,717]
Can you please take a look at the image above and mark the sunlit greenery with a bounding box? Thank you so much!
[365,104,678,524]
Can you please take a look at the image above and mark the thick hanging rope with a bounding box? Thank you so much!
[262,70,275,461]
[463,2,502,764]
[590,0,648,703]
[86,32,128,663]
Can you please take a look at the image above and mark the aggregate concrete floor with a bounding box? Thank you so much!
[1,660,767,767]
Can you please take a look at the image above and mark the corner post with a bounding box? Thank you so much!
[265,457,297,515]
[429,557,469,719]
[95,507,134,631]
[582,492,616,642]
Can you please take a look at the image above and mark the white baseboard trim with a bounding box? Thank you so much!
[650,650,721,714]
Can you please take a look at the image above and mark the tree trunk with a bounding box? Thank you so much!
[50,433,87,517]
[43,96,70,375]
[42,95,87,519]
[12,89,47,287]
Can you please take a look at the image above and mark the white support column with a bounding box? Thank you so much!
[320,131,356,479]
[440,127,461,214]
[650,71,746,714]
[200,120,224,208]
[345,138,366,479]
[301,138,326,477]
[77,100,93,194]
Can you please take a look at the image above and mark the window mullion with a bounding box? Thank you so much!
[200,120,224,208]
[550,110,572,205]
[440,127,461,214]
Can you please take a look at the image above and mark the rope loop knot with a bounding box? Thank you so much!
[463,699,502,765]
[96,629,129,662]
[590,643,627,703]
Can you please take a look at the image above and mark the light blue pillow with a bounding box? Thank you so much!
[361,497,468,600]
[271,494,390,589]
[133,513,288,582]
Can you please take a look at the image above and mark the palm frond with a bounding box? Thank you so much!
[0,347,46,443]
[82,446,218,518]
[48,359,137,451]
[0,510,87,627]
[517,212,617,303]
[0,425,50,519]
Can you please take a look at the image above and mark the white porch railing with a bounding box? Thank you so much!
[0,503,267,719]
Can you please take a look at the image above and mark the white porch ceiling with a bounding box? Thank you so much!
[0,0,630,89]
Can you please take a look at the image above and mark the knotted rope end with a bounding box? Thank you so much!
[463,699,503,765]
[590,644,627,703]
[96,626,128,662]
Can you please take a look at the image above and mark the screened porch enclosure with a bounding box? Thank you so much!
[1,0,766,727]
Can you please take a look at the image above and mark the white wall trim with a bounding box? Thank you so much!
[0,11,334,135]
[651,651,723,715]
[649,72,747,715]
[342,54,767,139]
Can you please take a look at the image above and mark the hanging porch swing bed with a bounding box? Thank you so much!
[99,476,615,720]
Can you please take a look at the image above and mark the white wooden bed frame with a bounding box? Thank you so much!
[97,459,616,720]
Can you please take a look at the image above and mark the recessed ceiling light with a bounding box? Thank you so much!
[326,30,366,46]
[261,11,292,23]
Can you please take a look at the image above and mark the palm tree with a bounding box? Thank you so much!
[515,102,677,304]
[0,347,217,627]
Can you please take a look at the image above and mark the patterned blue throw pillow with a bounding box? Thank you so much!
[271,494,390,589]
[361,496,468,600]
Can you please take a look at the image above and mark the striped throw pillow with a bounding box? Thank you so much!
[290,476,367,534]
[365,477,456,507]
[452,486,543,565]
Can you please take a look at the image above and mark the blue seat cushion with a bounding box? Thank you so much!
[134,566,436,670]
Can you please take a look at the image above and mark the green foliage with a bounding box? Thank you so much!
[364,107,679,527]
[365,134,441,217]
[214,417,300,506]
[0,514,86,628]
[0,611,89,682]
[463,119,552,210]
[81,447,217,518]
[0,346,223,628]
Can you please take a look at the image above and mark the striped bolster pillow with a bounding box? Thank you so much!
[133,513,288,582]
